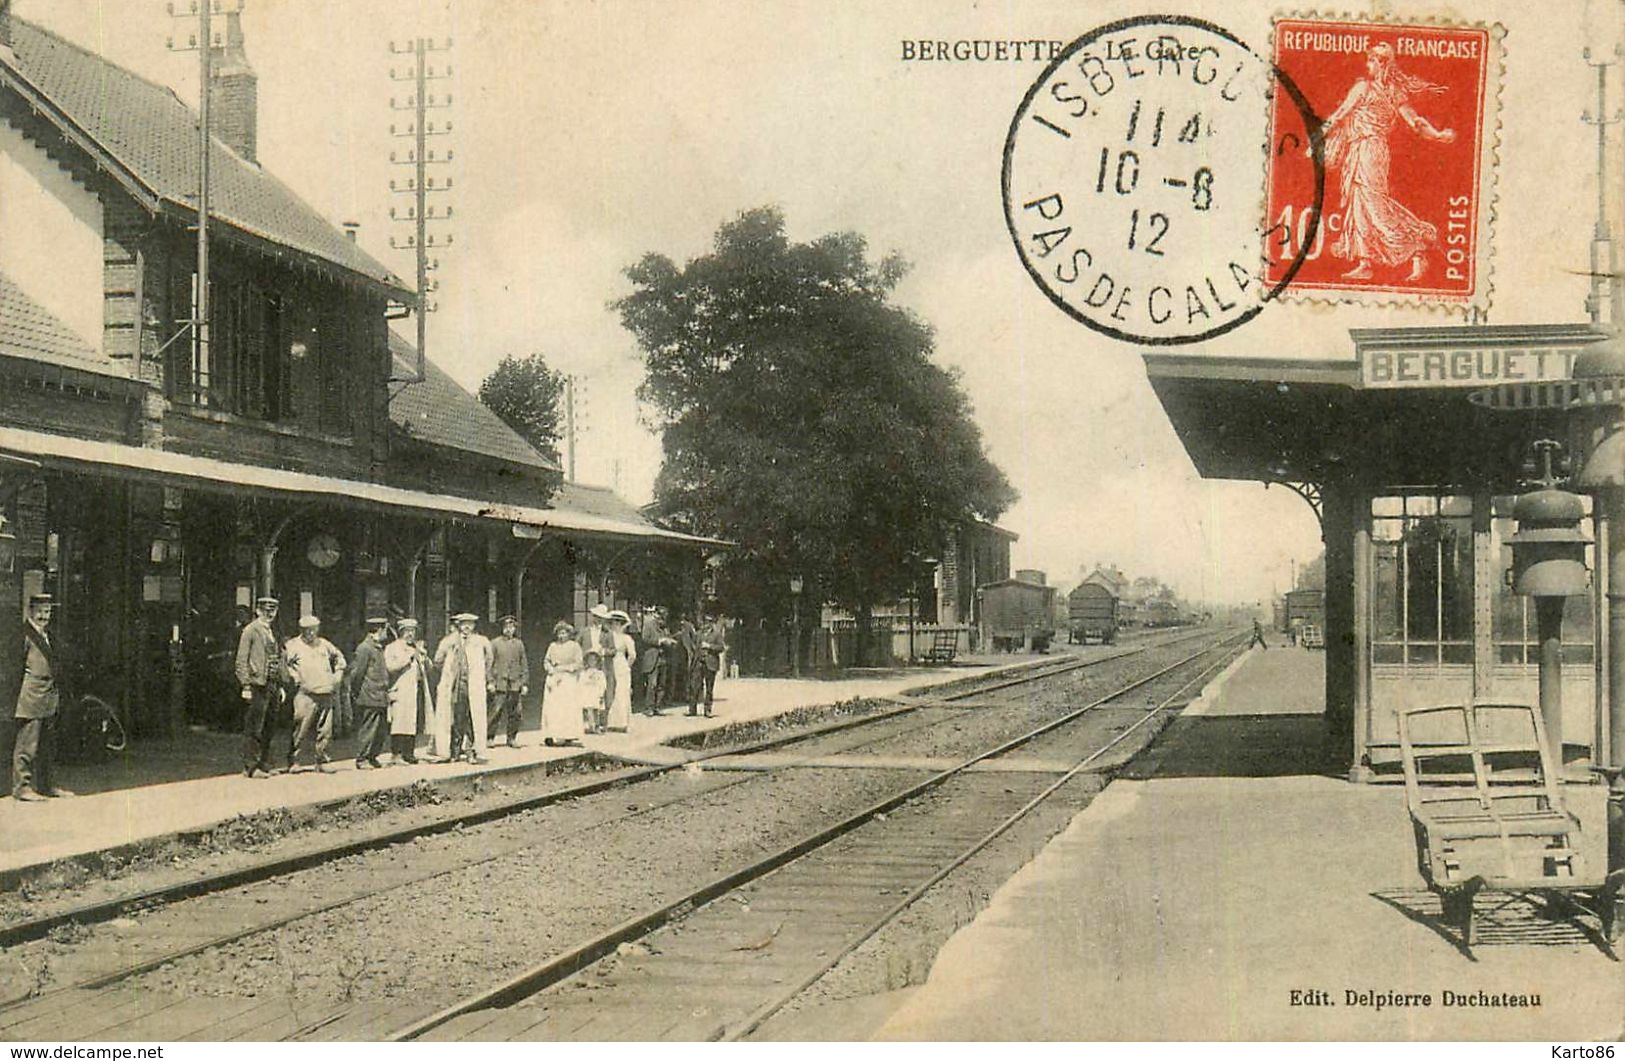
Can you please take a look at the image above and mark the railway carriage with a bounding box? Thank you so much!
[1067,582,1119,644]
[1142,599,1182,628]
[978,577,1057,653]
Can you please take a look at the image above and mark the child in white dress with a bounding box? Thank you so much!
[579,649,608,734]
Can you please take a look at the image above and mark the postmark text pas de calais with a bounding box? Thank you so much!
[1265,17,1500,309]
[1003,16,1321,346]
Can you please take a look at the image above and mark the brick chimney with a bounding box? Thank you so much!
[207,10,257,162]
[0,0,15,52]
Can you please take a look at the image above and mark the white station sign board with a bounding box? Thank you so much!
[1351,326,1611,391]
[1361,345,1581,389]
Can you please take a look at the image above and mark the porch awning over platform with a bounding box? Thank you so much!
[0,426,727,549]
[1143,349,1587,491]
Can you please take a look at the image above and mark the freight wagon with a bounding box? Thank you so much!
[978,577,1057,652]
[1067,582,1119,644]
[1141,599,1182,628]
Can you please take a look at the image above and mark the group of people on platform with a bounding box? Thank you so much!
[538,602,728,746]
[231,596,727,778]
[2,591,729,800]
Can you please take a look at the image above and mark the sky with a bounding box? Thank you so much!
[16,0,1622,606]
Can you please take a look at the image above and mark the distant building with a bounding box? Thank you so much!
[1283,588,1325,633]
[935,519,1015,626]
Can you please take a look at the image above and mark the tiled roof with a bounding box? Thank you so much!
[2,17,410,296]
[383,338,679,539]
[0,270,122,376]
[387,332,562,471]
[552,481,650,523]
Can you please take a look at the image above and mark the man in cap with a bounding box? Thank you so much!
[285,615,346,773]
[487,614,529,748]
[11,593,72,801]
[690,605,728,718]
[579,603,617,713]
[236,595,286,778]
[349,617,391,769]
[636,605,674,716]
[384,618,430,764]
[433,613,493,764]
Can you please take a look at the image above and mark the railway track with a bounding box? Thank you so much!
[0,630,1224,1038]
[389,629,1246,1042]
[0,634,1185,953]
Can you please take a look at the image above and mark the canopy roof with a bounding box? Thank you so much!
[1144,326,1612,491]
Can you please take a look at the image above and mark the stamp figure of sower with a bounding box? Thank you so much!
[1313,42,1457,283]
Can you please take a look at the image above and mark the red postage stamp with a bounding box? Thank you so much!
[1264,17,1500,308]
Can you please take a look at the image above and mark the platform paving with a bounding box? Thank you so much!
[868,645,1622,1042]
[0,657,1069,876]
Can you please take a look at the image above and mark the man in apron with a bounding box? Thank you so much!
[434,613,492,764]
[384,618,430,765]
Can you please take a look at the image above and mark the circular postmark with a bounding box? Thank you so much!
[1002,15,1324,345]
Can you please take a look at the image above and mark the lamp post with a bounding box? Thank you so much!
[789,576,804,678]
[1570,337,1625,931]
[1506,441,1591,767]
[908,571,917,666]
[1472,336,1625,937]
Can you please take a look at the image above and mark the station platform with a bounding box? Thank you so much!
[0,658,1052,879]
[866,644,1621,1042]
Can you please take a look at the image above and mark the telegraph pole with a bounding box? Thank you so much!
[167,1,239,399]
[388,35,456,382]
[195,3,210,395]
[564,376,577,482]
[1583,47,1622,325]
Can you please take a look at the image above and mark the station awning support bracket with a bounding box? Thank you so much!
[1265,479,1324,533]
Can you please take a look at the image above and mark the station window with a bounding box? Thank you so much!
[1370,495,1474,667]
[1490,494,1594,667]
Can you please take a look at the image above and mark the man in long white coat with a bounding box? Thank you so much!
[433,612,493,764]
[384,618,430,765]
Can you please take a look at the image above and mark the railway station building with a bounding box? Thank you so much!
[0,11,718,741]
[1146,324,1618,780]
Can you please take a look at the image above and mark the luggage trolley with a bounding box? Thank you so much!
[1398,701,1621,955]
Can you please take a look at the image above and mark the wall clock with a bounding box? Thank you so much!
[307,533,341,569]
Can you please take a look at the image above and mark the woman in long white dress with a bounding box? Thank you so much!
[541,620,585,745]
[606,611,636,732]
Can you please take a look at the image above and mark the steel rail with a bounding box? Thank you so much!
[0,634,1184,1006]
[909,625,1212,705]
[383,628,1242,1042]
[12,688,1016,1006]
[724,633,1247,1040]
[0,670,977,950]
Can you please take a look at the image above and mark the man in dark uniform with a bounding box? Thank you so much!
[670,611,697,711]
[690,608,727,718]
[12,593,73,801]
[236,595,285,778]
[665,610,693,710]
[487,614,529,748]
[1250,618,1269,650]
[349,616,391,769]
[636,605,672,715]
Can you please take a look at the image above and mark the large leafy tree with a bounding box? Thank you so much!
[615,206,1015,636]
[478,353,567,466]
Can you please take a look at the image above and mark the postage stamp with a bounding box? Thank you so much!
[1003,15,1322,346]
[1263,16,1502,310]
